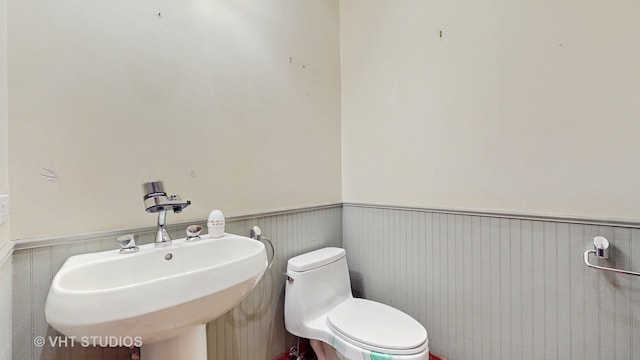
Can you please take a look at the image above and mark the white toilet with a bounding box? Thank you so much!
[284,247,429,360]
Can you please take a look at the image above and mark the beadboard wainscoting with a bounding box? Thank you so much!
[343,204,640,360]
[12,205,342,360]
[1,242,13,360]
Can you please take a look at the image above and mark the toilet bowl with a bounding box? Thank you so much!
[284,247,429,360]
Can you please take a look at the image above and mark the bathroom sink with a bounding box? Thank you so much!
[45,234,268,344]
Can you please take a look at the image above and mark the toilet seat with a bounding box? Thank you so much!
[327,298,428,355]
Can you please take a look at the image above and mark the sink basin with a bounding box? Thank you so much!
[45,233,268,344]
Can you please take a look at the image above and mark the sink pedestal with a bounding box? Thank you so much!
[141,325,207,360]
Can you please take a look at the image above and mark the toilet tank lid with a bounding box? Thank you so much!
[287,247,345,272]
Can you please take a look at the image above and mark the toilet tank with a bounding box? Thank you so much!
[284,247,352,337]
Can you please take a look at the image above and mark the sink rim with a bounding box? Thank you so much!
[45,233,268,341]
[51,234,263,293]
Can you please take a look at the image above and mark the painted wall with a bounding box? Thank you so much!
[340,0,640,221]
[7,0,342,240]
[343,204,640,360]
[0,0,8,245]
[12,206,342,360]
[0,3,11,358]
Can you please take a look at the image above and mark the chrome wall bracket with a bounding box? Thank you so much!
[250,225,275,269]
[584,236,640,277]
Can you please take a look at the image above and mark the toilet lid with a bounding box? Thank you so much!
[327,298,427,354]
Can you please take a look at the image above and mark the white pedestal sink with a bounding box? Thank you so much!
[45,233,268,360]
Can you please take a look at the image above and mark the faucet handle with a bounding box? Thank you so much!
[186,225,203,241]
[116,234,140,254]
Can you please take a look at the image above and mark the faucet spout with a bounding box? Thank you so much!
[155,210,172,246]
[142,181,191,247]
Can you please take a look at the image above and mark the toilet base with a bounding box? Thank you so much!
[308,333,428,360]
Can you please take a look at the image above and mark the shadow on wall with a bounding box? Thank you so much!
[272,276,293,354]
[349,270,366,298]
[208,262,294,359]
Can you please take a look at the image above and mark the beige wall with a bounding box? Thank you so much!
[10,0,640,240]
[0,0,8,244]
[8,0,342,239]
[341,0,640,220]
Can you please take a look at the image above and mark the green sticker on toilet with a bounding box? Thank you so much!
[368,351,392,360]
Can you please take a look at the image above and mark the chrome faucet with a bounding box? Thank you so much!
[142,181,191,247]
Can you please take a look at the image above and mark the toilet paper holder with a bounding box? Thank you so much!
[584,236,640,276]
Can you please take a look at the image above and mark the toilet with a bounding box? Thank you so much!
[284,247,429,360]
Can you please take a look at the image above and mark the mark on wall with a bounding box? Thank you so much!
[41,168,58,183]
[189,170,197,180]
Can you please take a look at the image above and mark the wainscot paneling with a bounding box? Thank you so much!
[15,203,639,360]
[1,242,13,360]
[12,205,342,360]
[342,204,640,360]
